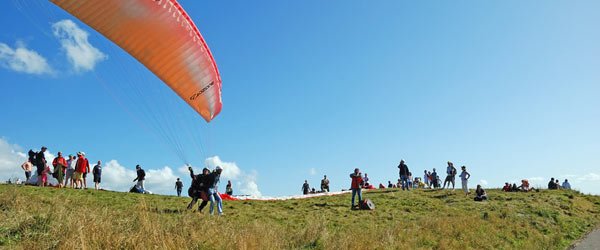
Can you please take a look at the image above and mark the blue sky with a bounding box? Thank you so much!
[1,0,599,196]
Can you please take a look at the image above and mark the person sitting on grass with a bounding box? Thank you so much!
[350,168,364,210]
[548,178,558,190]
[519,179,533,192]
[511,183,518,192]
[502,182,511,192]
[474,185,487,201]
[562,179,571,190]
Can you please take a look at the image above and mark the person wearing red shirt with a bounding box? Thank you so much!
[350,168,364,209]
[74,152,89,189]
[52,152,68,188]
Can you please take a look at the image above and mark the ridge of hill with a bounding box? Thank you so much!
[1,184,599,249]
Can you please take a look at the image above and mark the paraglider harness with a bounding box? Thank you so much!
[188,168,209,201]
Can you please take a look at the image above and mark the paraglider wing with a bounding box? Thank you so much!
[51,0,222,122]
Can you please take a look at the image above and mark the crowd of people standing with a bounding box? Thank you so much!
[20,146,103,190]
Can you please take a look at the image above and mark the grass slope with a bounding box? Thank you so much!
[1,184,599,249]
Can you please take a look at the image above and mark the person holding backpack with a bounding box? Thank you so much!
[443,161,457,190]
[350,168,364,209]
[52,152,67,188]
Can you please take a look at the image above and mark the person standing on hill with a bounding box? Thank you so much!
[74,152,89,189]
[187,167,210,212]
[459,166,471,195]
[35,146,48,186]
[52,152,67,188]
[302,180,310,195]
[350,168,364,209]
[93,160,102,190]
[80,152,91,189]
[41,162,51,187]
[443,162,457,190]
[321,175,330,192]
[175,178,183,197]
[133,165,146,191]
[423,170,429,188]
[225,180,233,195]
[398,160,410,191]
[21,159,33,182]
[65,154,76,188]
[81,152,91,189]
[207,166,223,215]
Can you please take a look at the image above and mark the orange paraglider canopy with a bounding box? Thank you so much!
[51,0,222,122]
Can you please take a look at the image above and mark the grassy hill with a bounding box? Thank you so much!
[1,184,599,249]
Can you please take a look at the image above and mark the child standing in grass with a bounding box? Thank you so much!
[350,168,364,209]
[459,166,470,195]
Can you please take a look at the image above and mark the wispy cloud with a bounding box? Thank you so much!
[52,19,106,72]
[309,167,317,176]
[577,173,600,182]
[0,42,53,75]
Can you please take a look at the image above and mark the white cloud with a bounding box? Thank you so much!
[52,19,106,72]
[0,42,53,75]
[100,160,182,195]
[309,168,317,176]
[0,138,27,182]
[577,173,600,182]
[479,179,488,186]
[205,156,261,197]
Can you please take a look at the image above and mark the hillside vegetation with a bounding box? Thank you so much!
[1,184,599,249]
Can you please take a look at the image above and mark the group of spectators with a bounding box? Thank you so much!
[548,178,571,190]
[20,146,102,190]
[301,175,330,195]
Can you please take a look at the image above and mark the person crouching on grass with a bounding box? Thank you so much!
[350,168,364,210]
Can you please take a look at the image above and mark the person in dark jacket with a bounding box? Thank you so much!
[398,160,410,191]
[474,185,487,201]
[187,167,210,212]
[302,180,310,195]
[92,160,102,190]
[175,178,183,197]
[133,165,146,191]
[225,180,233,195]
[36,146,47,186]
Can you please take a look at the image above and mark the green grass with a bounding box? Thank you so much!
[1,184,599,249]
